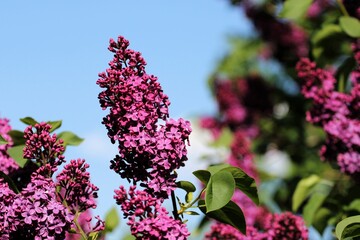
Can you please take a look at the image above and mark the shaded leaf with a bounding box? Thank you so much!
[20,117,38,126]
[199,199,246,234]
[222,166,259,205]
[104,206,120,233]
[57,131,84,146]
[7,145,28,168]
[0,171,20,193]
[340,16,360,38]
[205,171,235,212]
[8,130,26,146]
[176,180,196,193]
[0,135,8,145]
[193,170,211,184]
[184,211,200,215]
[336,215,360,239]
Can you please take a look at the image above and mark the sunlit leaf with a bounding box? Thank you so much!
[104,206,120,233]
[292,175,321,212]
[57,131,84,146]
[20,117,38,126]
[279,0,313,22]
[7,145,28,168]
[0,135,8,145]
[336,215,360,240]
[205,170,235,212]
[339,16,360,38]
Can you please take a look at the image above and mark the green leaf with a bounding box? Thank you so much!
[303,180,333,225]
[336,215,360,240]
[20,117,38,126]
[340,16,360,38]
[342,223,360,239]
[222,167,259,205]
[57,131,84,146]
[8,130,26,146]
[7,145,28,168]
[336,57,356,92]
[104,206,120,232]
[88,231,100,240]
[122,235,136,240]
[345,199,360,213]
[205,170,235,212]
[0,171,20,193]
[279,0,313,22]
[47,120,62,133]
[184,211,200,215]
[207,163,232,175]
[210,128,233,148]
[311,24,348,65]
[0,135,8,145]
[193,170,211,184]
[292,175,321,212]
[199,199,246,234]
[185,192,194,203]
[176,180,196,193]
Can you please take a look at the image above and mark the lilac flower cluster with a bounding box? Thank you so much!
[115,186,190,239]
[244,3,308,64]
[201,76,272,138]
[296,58,360,176]
[97,36,191,198]
[0,118,19,175]
[0,120,103,238]
[24,122,65,174]
[205,212,308,240]
[1,172,73,239]
[56,159,99,213]
[97,36,191,239]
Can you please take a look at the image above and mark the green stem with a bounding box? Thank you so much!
[178,188,206,215]
[337,0,349,16]
[74,211,88,240]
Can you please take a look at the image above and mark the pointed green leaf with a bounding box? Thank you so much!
[345,199,360,213]
[0,135,8,145]
[122,235,136,240]
[303,180,333,226]
[222,166,259,205]
[0,171,20,193]
[20,117,38,126]
[193,170,211,184]
[7,145,28,168]
[185,192,194,203]
[340,16,360,38]
[184,211,200,215]
[104,206,120,232]
[205,170,235,212]
[47,120,62,133]
[8,130,26,146]
[57,131,84,146]
[292,175,321,211]
[341,223,360,239]
[207,163,232,175]
[279,0,313,22]
[176,180,196,193]
[199,199,246,234]
[336,215,360,240]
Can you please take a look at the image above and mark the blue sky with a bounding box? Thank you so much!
[0,1,250,238]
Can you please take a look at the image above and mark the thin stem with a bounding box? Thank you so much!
[74,211,88,240]
[178,188,206,215]
[337,0,349,16]
[171,190,180,220]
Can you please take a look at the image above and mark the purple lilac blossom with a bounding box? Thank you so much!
[0,118,19,175]
[97,36,191,239]
[297,58,360,176]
